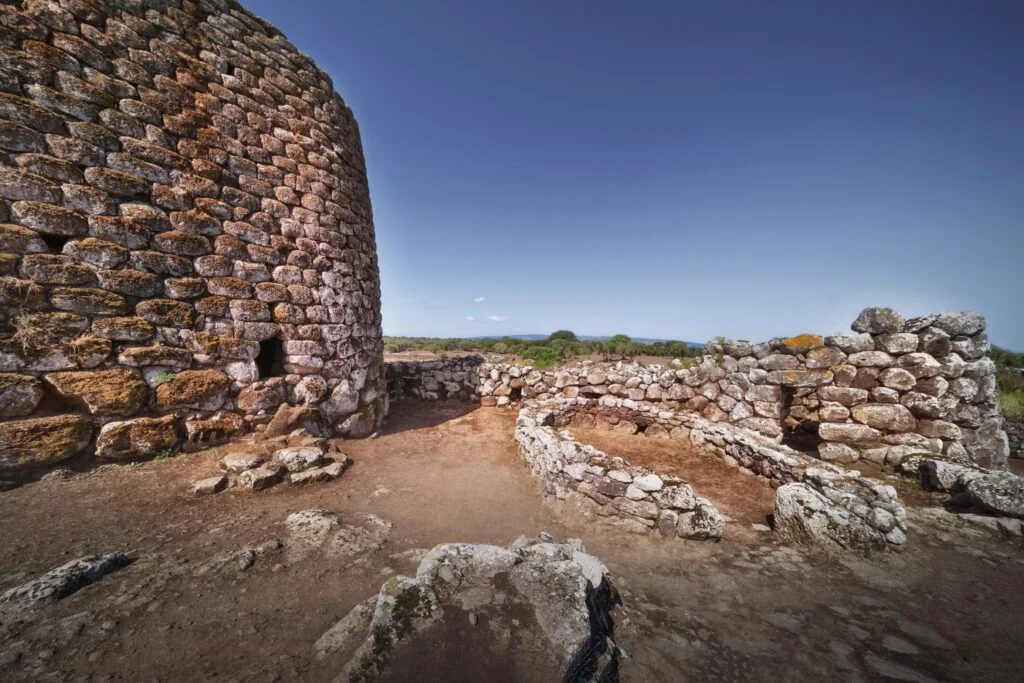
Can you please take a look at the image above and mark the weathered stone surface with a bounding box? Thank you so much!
[964,473,1024,519]
[805,346,846,369]
[275,446,324,472]
[0,553,130,609]
[185,411,246,451]
[154,370,229,411]
[851,307,904,335]
[930,311,985,337]
[847,351,896,368]
[221,451,265,473]
[0,372,44,417]
[239,463,286,490]
[0,414,92,471]
[194,475,227,496]
[818,386,869,406]
[851,403,917,433]
[676,498,725,540]
[766,369,833,387]
[825,333,874,354]
[876,333,919,355]
[818,422,883,445]
[897,352,942,379]
[774,483,887,551]
[95,415,179,460]
[43,369,147,416]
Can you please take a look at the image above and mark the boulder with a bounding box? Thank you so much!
[239,463,286,490]
[193,475,227,495]
[264,403,329,437]
[897,352,942,379]
[851,307,904,335]
[964,473,1024,519]
[848,351,896,368]
[0,553,130,610]
[930,311,986,337]
[329,535,619,682]
[95,415,180,460]
[818,422,883,445]
[154,370,229,411]
[766,369,834,387]
[235,378,286,413]
[805,346,846,369]
[875,333,919,355]
[773,483,887,551]
[0,372,44,417]
[676,498,725,540]
[43,369,147,416]
[184,411,246,451]
[850,404,916,433]
[824,333,874,354]
[221,451,266,473]
[0,414,93,471]
[274,446,324,472]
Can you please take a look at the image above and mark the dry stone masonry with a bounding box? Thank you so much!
[0,0,385,477]
[389,308,1009,472]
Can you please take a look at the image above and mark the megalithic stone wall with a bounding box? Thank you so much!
[386,308,1010,471]
[0,0,384,475]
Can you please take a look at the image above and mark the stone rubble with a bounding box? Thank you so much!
[0,553,130,611]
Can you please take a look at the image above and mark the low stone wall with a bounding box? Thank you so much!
[514,405,726,540]
[385,355,482,402]
[554,397,907,549]
[385,307,1010,472]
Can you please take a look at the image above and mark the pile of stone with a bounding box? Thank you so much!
[515,406,725,540]
[193,429,349,494]
[318,534,620,682]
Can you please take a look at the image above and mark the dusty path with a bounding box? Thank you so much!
[1,400,1023,681]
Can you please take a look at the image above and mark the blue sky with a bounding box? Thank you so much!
[244,0,1024,348]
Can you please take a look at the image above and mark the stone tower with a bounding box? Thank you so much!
[0,0,385,475]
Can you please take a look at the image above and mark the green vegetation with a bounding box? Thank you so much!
[383,331,701,369]
[994,345,1024,422]
[154,371,176,385]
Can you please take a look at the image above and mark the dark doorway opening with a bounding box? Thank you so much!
[509,387,523,403]
[40,233,70,253]
[780,386,823,454]
[256,337,285,378]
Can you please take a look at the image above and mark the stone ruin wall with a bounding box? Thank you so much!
[0,0,385,478]
[386,308,1010,472]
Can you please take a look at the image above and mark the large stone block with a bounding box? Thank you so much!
[0,373,44,417]
[44,369,147,416]
[0,415,92,471]
[95,415,180,460]
[154,370,230,411]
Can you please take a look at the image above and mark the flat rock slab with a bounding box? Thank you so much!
[1,553,130,610]
[238,464,285,491]
[193,475,227,495]
[220,451,265,473]
[274,446,324,472]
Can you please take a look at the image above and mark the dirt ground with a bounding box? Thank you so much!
[568,426,777,528]
[2,400,1024,682]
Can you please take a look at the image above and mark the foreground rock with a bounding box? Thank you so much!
[773,482,906,551]
[0,553,130,610]
[322,534,619,682]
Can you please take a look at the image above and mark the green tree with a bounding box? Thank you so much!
[548,329,578,343]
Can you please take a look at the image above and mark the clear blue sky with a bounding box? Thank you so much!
[244,0,1024,348]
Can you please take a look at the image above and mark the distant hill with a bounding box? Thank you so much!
[469,334,704,348]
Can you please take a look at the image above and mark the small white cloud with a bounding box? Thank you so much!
[473,296,486,304]
[466,316,476,321]
[486,315,508,322]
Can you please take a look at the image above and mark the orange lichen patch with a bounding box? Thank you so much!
[155,369,229,410]
[782,334,825,353]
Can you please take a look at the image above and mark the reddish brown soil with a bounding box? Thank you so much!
[569,427,776,527]
[1,401,1023,682]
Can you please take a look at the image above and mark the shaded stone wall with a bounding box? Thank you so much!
[385,308,1009,470]
[0,0,384,476]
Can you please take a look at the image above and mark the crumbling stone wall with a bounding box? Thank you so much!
[0,0,384,476]
[386,308,1009,470]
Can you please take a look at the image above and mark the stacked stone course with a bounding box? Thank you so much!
[388,308,1009,472]
[0,0,384,476]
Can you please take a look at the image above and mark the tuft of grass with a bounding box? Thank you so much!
[154,371,177,386]
[123,462,140,470]
[151,448,177,461]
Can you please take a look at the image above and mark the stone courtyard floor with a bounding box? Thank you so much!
[1,400,1023,682]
